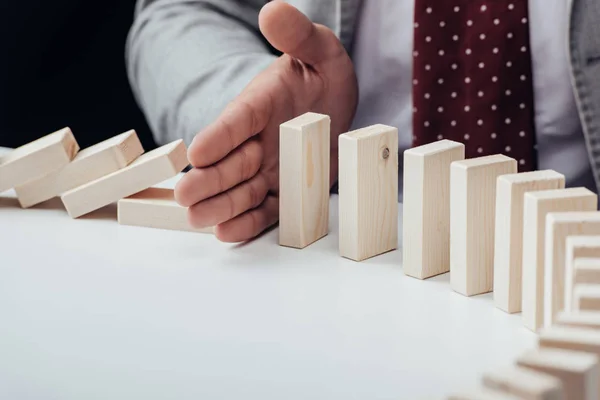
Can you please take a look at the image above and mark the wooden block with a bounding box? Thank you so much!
[279,112,330,249]
[447,389,521,400]
[450,154,517,296]
[402,139,465,279]
[338,124,398,262]
[517,348,599,400]
[545,211,600,328]
[118,187,213,233]
[565,242,600,312]
[556,311,600,331]
[61,140,188,219]
[15,130,144,208]
[574,284,600,312]
[521,188,598,332]
[0,127,79,193]
[482,365,564,400]
[493,170,565,313]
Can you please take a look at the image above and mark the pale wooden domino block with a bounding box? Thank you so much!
[482,365,564,400]
[446,389,520,400]
[556,311,600,331]
[339,124,398,262]
[118,187,213,234]
[565,237,600,312]
[402,139,465,279]
[493,170,565,313]
[574,258,600,285]
[0,127,79,193]
[15,130,144,208]
[574,284,600,312]
[279,112,330,249]
[545,211,600,328]
[521,188,597,332]
[61,140,188,219]
[517,348,599,400]
[450,154,517,296]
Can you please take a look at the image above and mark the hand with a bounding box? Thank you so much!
[175,1,358,243]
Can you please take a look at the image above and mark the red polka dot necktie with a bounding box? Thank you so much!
[412,1,537,171]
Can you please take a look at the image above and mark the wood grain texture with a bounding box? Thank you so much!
[339,124,398,262]
[61,140,188,219]
[279,112,330,249]
[402,139,465,279]
[15,130,144,208]
[565,237,600,312]
[450,154,517,296]
[118,187,213,234]
[522,188,598,332]
[493,170,565,313]
[517,348,599,400]
[0,127,79,193]
[482,365,564,400]
[556,311,600,330]
[545,211,600,328]
[574,284,600,312]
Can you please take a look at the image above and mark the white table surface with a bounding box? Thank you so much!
[0,148,537,399]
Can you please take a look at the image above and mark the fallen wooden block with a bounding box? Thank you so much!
[482,365,564,400]
[521,188,597,331]
[0,127,79,193]
[402,139,465,279]
[446,389,521,400]
[567,256,600,312]
[556,311,600,331]
[118,187,213,234]
[517,348,599,400]
[493,170,565,313]
[279,112,330,249]
[450,154,517,296]
[339,124,398,262]
[545,212,600,328]
[15,130,144,208]
[61,140,188,219]
[574,284,600,312]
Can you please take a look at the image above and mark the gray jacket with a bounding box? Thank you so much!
[126,0,600,191]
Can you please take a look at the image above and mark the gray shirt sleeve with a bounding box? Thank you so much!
[126,0,277,146]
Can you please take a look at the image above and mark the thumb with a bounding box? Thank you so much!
[259,1,347,70]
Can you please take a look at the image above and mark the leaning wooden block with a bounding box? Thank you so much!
[402,139,465,279]
[339,124,398,262]
[545,212,600,328]
[446,389,520,400]
[493,170,565,313]
[118,187,213,234]
[574,284,600,312]
[556,311,600,331]
[15,130,144,208]
[279,112,330,249]
[482,365,563,400]
[517,348,599,400]
[521,188,597,332]
[61,140,188,219]
[450,154,517,296]
[0,127,79,193]
[566,251,600,312]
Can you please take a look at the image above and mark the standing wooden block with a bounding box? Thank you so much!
[0,127,79,193]
[493,170,565,313]
[450,154,517,296]
[402,139,465,279]
[521,188,597,332]
[279,113,330,249]
[338,124,398,262]
[15,130,144,208]
[556,311,600,331]
[545,211,600,328]
[482,365,564,400]
[61,140,188,219]
[517,348,599,400]
[565,236,600,312]
[574,284,600,312]
[118,187,213,234]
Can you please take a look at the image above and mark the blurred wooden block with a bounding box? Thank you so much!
[565,238,600,312]
[450,154,517,296]
[482,365,564,400]
[567,257,600,312]
[339,124,398,262]
[62,140,188,219]
[517,348,599,400]
[279,112,330,249]
[574,284,600,312]
[447,389,520,400]
[402,139,465,279]
[118,187,213,234]
[15,130,144,208]
[545,212,600,328]
[521,188,597,331]
[0,127,79,193]
[493,170,565,313]
[556,311,600,330]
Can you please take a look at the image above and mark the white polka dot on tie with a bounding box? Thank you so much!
[492,76,498,82]
[477,119,483,126]
[506,90,512,96]
[413,51,419,57]
[414,22,419,29]
[425,93,430,99]
[508,3,515,10]
[478,91,484,97]
[437,134,443,140]
[413,107,418,113]
[451,92,457,98]
[438,107,444,113]
[477,147,483,153]
[439,50,445,56]
[440,21,446,27]
[493,48,499,54]
[464,134,470,140]
[521,46,527,52]
[520,103,526,109]
[426,36,432,42]
[438,78,444,84]
[480,33,486,40]
[465,105,471,112]
[424,121,430,127]
[522,17,528,24]
[454,6,460,12]
[507,32,513,39]
[481,5,487,11]
[413,135,417,141]
[413,79,418,85]
[521,75,527,81]
[491,133,497,139]
[426,7,432,13]
[520,159,525,165]
[453,35,459,41]
[452,63,458,69]
[494,18,500,25]
[506,61,513,67]
[451,120,457,126]
[479,62,485,68]
[466,48,472,55]
[467,20,473,26]
[426,64,431,70]
[519,131,525,137]
[465,77,471,83]
[491,104,497,110]
[505,118,511,124]
[506,146,512,152]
